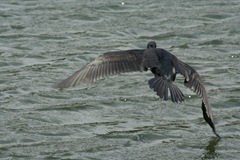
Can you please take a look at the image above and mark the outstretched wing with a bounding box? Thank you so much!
[57,49,144,88]
[170,53,219,136]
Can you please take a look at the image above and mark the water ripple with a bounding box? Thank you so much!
[1,0,240,159]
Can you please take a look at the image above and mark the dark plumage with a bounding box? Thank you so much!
[57,41,219,137]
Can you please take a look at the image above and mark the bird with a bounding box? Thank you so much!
[57,41,220,138]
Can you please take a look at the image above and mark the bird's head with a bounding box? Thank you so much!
[147,41,157,49]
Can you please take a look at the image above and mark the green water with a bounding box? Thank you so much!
[0,0,240,159]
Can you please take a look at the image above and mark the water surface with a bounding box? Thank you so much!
[1,0,240,159]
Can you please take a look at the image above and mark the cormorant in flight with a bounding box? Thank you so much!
[57,41,220,137]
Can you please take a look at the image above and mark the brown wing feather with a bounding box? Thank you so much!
[170,54,213,120]
[168,52,219,136]
[57,49,144,88]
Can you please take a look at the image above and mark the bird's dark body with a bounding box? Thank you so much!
[56,41,220,138]
[144,48,177,81]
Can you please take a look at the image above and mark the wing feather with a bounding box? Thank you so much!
[168,53,220,136]
[57,49,144,88]
[170,55,212,116]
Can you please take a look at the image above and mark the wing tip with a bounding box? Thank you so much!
[201,101,220,138]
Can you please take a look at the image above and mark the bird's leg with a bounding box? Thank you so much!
[143,67,148,71]
[150,67,159,75]
[171,74,177,82]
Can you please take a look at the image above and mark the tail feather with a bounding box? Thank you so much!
[159,79,168,101]
[158,84,166,100]
[169,84,185,103]
[149,77,168,100]
[148,77,184,103]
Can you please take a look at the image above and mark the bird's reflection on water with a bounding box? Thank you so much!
[201,137,221,159]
